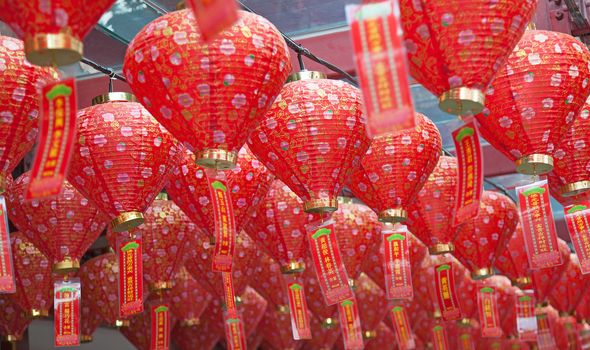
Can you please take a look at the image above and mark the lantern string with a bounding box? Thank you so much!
[297,52,305,71]
[80,57,127,83]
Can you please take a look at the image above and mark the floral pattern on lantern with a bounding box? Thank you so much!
[172,319,222,350]
[162,267,212,326]
[248,77,370,213]
[124,9,291,169]
[261,307,305,350]
[355,273,388,336]
[302,261,337,322]
[456,273,478,322]
[364,322,396,350]
[531,239,571,305]
[493,224,533,288]
[0,296,30,342]
[252,254,290,311]
[549,254,587,316]
[81,291,103,343]
[120,310,151,350]
[349,113,442,222]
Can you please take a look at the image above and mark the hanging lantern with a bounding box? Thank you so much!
[67,93,179,232]
[0,36,57,192]
[493,224,533,288]
[162,268,212,327]
[124,9,290,170]
[80,293,102,343]
[120,310,151,350]
[548,255,587,316]
[230,287,268,344]
[576,290,590,324]
[476,30,590,175]
[306,312,342,349]
[106,193,194,292]
[0,296,30,343]
[0,1,115,66]
[531,239,571,306]
[364,322,396,350]
[172,312,223,350]
[259,308,304,350]
[355,274,388,341]
[455,273,478,324]
[452,191,519,279]
[248,75,370,213]
[6,171,107,273]
[406,156,460,254]
[302,262,338,324]
[349,113,442,222]
[252,254,290,313]
[9,231,53,318]
[399,0,536,115]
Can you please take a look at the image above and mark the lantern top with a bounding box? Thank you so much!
[26,33,84,67]
[91,92,137,106]
[287,70,327,83]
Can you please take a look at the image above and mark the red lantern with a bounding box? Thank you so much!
[120,310,151,350]
[234,287,268,342]
[364,323,396,350]
[80,292,102,343]
[576,290,590,324]
[259,308,303,350]
[0,1,115,66]
[302,262,338,324]
[172,316,222,350]
[124,9,291,170]
[6,171,107,273]
[355,273,388,340]
[349,113,442,222]
[493,224,533,288]
[0,36,56,192]
[162,268,212,327]
[248,75,371,213]
[406,156,460,254]
[167,147,274,239]
[476,30,590,175]
[68,95,179,232]
[251,254,290,312]
[9,231,53,318]
[549,255,587,316]
[531,239,571,306]
[305,312,341,350]
[455,274,478,323]
[452,191,519,279]
[0,296,30,343]
[399,0,536,115]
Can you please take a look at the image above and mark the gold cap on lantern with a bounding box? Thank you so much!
[156,192,169,201]
[115,319,130,328]
[110,211,145,233]
[439,87,485,116]
[471,267,494,280]
[195,148,238,170]
[176,0,186,10]
[321,317,337,329]
[513,276,532,287]
[30,308,49,318]
[0,176,6,195]
[92,92,137,106]
[149,281,173,292]
[53,257,80,274]
[515,154,553,175]
[280,261,305,274]
[276,305,290,314]
[378,208,408,223]
[562,181,590,197]
[458,318,472,327]
[287,70,327,83]
[80,335,93,343]
[179,318,200,327]
[428,243,455,255]
[4,335,21,342]
[363,330,377,339]
[303,197,338,213]
[25,33,83,67]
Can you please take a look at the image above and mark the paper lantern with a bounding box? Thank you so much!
[455,274,478,323]
[476,30,590,175]
[260,308,304,350]
[355,274,388,339]
[452,191,518,279]
[167,147,274,239]
[68,94,179,232]
[0,36,57,192]
[0,296,30,342]
[304,312,341,350]
[399,0,536,115]
[531,239,571,306]
[120,310,151,350]
[252,254,290,312]
[6,171,107,273]
[302,262,338,323]
[124,9,290,170]
[0,0,115,66]
[9,231,53,318]
[349,113,442,222]
[245,180,313,274]
[107,194,194,292]
[549,255,587,316]
[172,321,222,350]
[162,268,212,327]
[233,287,268,341]
[493,224,533,288]
[576,291,590,324]
[406,156,460,254]
[248,74,370,213]
[80,293,102,343]
[364,322,396,350]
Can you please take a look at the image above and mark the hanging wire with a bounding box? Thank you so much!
[80,57,127,82]
[297,51,305,71]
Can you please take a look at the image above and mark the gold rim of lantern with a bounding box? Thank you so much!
[0,176,5,194]
[513,276,532,287]
[559,311,574,317]
[321,317,337,329]
[110,211,145,233]
[428,243,454,255]
[52,257,80,274]
[276,305,290,314]
[433,309,442,319]
[378,208,407,223]
[80,335,93,343]
[515,154,553,175]
[176,1,186,10]
[535,301,549,309]
[4,335,20,342]
[149,281,173,292]
[458,318,472,327]
[562,181,590,197]
[348,278,356,291]
[156,192,169,201]
[363,330,377,340]
[303,198,338,213]
[115,319,130,328]
[195,149,238,170]
[25,33,83,67]
[30,308,49,318]
[438,87,485,116]
[287,70,327,83]
[92,92,137,106]
[179,318,200,327]
[471,267,494,280]
[280,261,305,274]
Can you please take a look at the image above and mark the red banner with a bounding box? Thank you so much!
[516,180,560,269]
[222,271,237,318]
[286,280,312,340]
[338,298,364,350]
[185,0,239,41]
[54,279,81,347]
[383,225,413,300]
[458,331,475,350]
[27,78,77,200]
[452,120,483,225]
[565,203,590,274]
[536,313,556,349]
[150,304,171,350]
[117,235,143,317]
[434,263,462,321]
[515,291,537,341]
[390,306,415,350]
[307,221,353,305]
[224,315,247,350]
[477,286,502,337]
[432,324,449,350]
[346,1,414,138]
[0,196,15,293]
[207,177,235,272]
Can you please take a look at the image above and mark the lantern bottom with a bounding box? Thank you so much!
[195,148,238,170]
[149,280,173,292]
[115,319,130,328]
[515,154,553,175]
[30,308,49,318]
[562,180,590,197]
[363,330,377,340]
[287,70,327,83]
[438,87,485,116]
[276,305,290,314]
[303,198,338,213]
[80,335,93,343]
[92,92,137,106]
[53,258,80,274]
[378,208,407,223]
[0,176,5,194]
[457,318,472,327]
[512,276,532,288]
[179,318,200,327]
[25,33,83,67]
[321,317,337,329]
[471,267,494,280]
[110,211,145,233]
[536,301,549,309]
[428,243,454,255]
[559,311,573,317]
[280,261,306,274]
[4,335,20,343]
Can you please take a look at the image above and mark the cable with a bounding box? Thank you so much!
[80,57,127,83]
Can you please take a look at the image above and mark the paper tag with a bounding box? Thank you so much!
[477,286,502,337]
[27,78,77,200]
[54,278,81,347]
[224,315,247,350]
[338,298,364,350]
[150,304,171,350]
[186,0,239,41]
[383,225,413,300]
[452,121,483,225]
[345,1,414,137]
[432,325,449,350]
[516,180,560,269]
[306,221,353,305]
[286,280,312,340]
[515,291,537,341]
[207,177,236,272]
[458,331,475,350]
[434,263,462,321]
[536,313,556,349]
[390,306,416,350]
[222,271,237,318]
[117,234,143,317]
[0,196,15,293]
[565,203,590,274]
